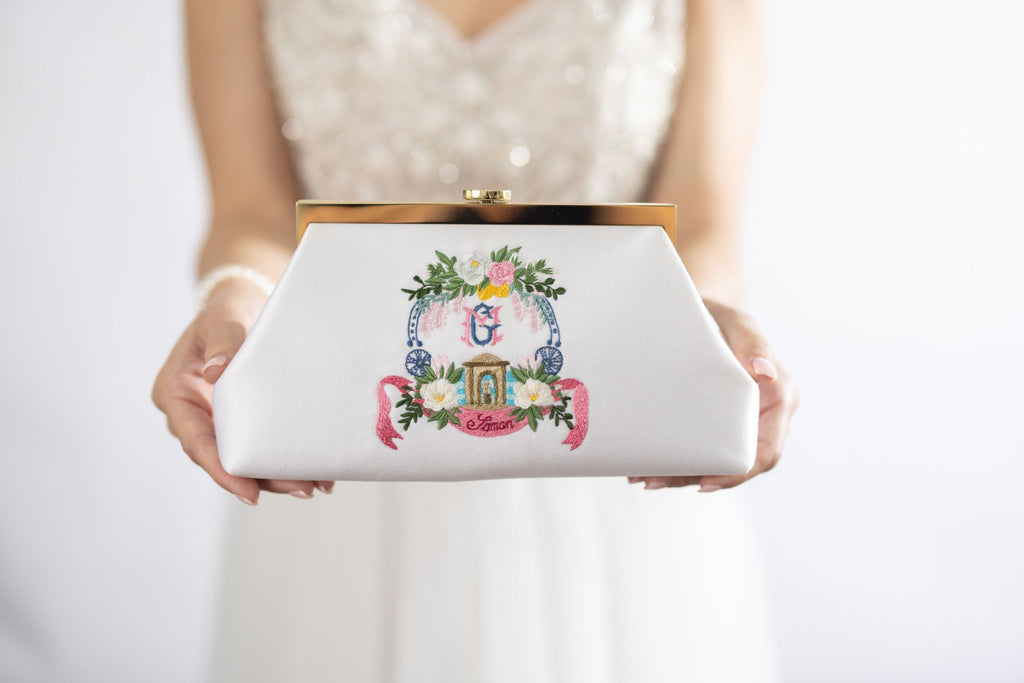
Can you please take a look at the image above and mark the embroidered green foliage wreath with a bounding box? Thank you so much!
[401,245,567,304]
[508,361,574,432]
[395,360,574,434]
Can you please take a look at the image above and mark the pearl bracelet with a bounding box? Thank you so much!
[195,264,276,310]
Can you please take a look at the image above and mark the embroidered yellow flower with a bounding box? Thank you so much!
[478,283,510,300]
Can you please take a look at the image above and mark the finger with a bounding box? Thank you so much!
[705,302,779,381]
[315,481,335,494]
[197,317,248,384]
[259,479,316,498]
[699,369,798,492]
[635,476,701,490]
[165,396,261,505]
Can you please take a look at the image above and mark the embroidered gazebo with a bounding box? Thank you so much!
[462,353,510,410]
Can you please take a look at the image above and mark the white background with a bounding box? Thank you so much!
[1,1,1022,681]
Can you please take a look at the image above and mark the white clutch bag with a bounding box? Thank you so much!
[214,191,757,481]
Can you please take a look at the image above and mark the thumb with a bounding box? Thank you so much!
[199,318,248,384]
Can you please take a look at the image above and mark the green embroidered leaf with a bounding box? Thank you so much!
[421,366,437,382]
[445,364,464,383]
[447,411,461,426]
[527,413,538,432]
[510,367,528,383]
[397,393,425,430]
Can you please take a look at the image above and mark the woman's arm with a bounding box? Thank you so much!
[187,0,298,281]
[634,0,798,492]
[152,0,328,503]
[645,0,762,305]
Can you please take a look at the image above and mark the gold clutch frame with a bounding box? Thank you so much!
[296,200,676,246]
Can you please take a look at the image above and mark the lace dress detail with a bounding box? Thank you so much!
[261,0,684,202]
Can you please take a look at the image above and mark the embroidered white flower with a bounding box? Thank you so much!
[455,252,489,285]
[420,378,459,411]
[513,378,554,409]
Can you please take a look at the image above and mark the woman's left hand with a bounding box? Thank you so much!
[628,298,799,492]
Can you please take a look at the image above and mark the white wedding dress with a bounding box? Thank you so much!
[210,0,779,680]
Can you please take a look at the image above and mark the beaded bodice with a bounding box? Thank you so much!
[261,0,684,202]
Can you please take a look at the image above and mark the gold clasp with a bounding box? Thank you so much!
[463,189,512,204]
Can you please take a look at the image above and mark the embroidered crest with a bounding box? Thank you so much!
[376,246,589,450]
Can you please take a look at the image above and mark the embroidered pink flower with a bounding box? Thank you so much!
[486,260,515,287]
[519,355,542,371]
[431,355,450,374]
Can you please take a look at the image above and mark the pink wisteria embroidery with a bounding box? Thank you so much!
[376,246,589,450]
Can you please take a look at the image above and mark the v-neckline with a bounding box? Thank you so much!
[405,0,549,52]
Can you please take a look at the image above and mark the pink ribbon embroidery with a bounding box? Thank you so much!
[376,375,412,450]
[450,407,529,438]
[376,376,590,450]
[554,378,589,450]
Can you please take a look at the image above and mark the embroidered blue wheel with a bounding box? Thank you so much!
[534,346,563,375]
[405,349,432,377]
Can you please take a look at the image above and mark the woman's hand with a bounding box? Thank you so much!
[151,279,333,505]
[628,298,798,493]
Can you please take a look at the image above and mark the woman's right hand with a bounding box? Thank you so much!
[151,279,333,505]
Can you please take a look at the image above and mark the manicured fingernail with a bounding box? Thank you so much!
[699,484,722,493]
[202,355,228,374]
[751,357,778,381]
[289,489,313,499]
[627,477,643,484]
[644,481,667,490]
[315,482,335,494]
[235,494,257,506]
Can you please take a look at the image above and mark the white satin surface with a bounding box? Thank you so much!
[214,223,758,481]
[210,0,779,680]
